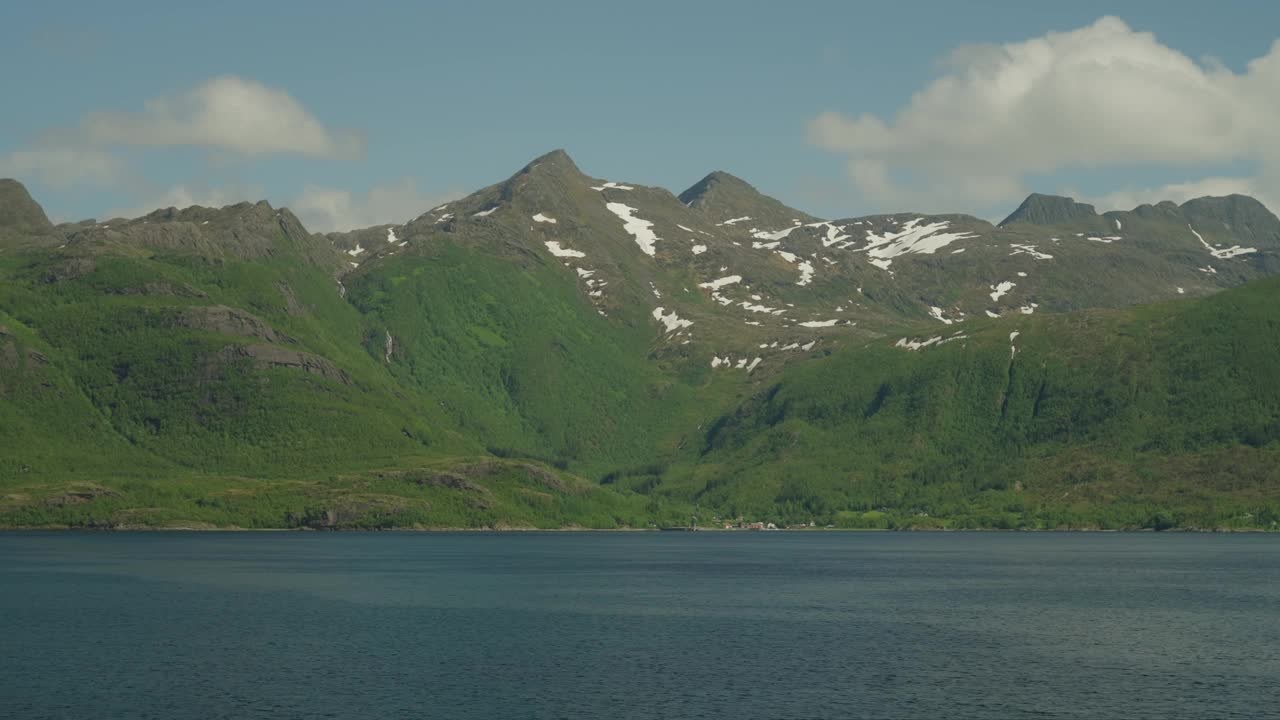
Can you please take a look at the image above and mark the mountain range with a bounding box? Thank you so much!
[2,151,1278,530]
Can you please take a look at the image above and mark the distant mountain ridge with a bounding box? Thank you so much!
[1,153,1278,531]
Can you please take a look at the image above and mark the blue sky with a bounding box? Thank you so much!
[3,1,1279,230]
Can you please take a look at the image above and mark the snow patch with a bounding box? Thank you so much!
[346,243,364,257]
[532,213,557,224]
[896,336,944,351]
[545,241,585,258]
[386,228,398,243]
[691,244,707,255]
[989,281,1015,302]
[699,275,742,291]
[717,216,750,226]
[856,218,976,269]
[590,181,634,191]
[1190,224,1256,259]
[799,319,839,328]
[652,307,693,333]
[605,203,659,256]
[928,306,959,325]
[1009,244,1053,260]
[473,206,499,218]
[751,226,800,242]
[896,334,966,351]
[796,260,815,286]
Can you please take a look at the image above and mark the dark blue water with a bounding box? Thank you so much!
[2,532,1278,719]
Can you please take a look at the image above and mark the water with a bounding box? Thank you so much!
[1,532,1277,719]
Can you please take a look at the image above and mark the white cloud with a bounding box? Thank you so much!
[291,179,462,232]
[809,16,1280,213]
[0,146,125,188]
[81,75,364,158]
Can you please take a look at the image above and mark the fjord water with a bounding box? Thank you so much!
[2,533,1277,719]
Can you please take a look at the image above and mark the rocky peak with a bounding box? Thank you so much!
[512,149,587,184]
[999,193,1099,227]
[63,199,335,267]
[678,171,757,207]
[487,149,596,208]
[678,170,816,225]
[1179,194,1280,247]
[0,179,54,235]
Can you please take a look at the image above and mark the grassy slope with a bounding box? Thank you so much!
[0,239,711,528]
[1,236,1278,529]
[658,276,1280,529]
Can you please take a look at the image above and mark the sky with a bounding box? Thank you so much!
[3,0,1279,231]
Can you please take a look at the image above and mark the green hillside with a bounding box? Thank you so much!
[665,276,1280,530]
[1,153,1278,531]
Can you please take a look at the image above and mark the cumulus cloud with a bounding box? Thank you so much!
[808,16,1280,213]
[0,146,125,188]
[81,76,365,158]
[291,179,463,233]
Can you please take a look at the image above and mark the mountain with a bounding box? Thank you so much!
[999,193,1102,228]
[0,159,1277,530]
[56,200,342,269]
[0,179,56,244]
[673,274,1280,529]
[679,171,820,228]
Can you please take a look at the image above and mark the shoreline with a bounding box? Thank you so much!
[0,525,1274,534]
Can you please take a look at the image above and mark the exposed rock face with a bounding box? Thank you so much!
[274,281,307,316]
[61,200,342,268]
[108,282,208,298]
[999,193,1100,227]
[175,306,295,344]
[41,257,97,283]
[44,486,116,507]
[0,326,48,377]
[218,344,351,385]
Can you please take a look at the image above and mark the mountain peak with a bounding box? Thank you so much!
[517,149,584,178]
[1179,194,1280,246]
[678,171,759,208]
[0,178,54,235]
[999,193,1099,227]
[678,170,817,224]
